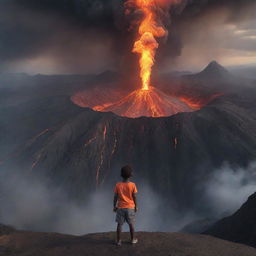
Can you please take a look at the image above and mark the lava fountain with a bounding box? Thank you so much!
[131,0,167,91]
[72,0,198,118]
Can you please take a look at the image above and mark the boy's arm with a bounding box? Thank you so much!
[132,193,138,212]
[113,193,118,212]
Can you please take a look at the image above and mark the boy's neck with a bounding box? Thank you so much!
[122,178,130,183]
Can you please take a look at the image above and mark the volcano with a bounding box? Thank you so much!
[71,61,237,118]
[1,62,256,231]
[197,61,231,79]
[73,87,195,118]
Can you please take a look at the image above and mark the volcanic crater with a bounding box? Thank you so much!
[71,86,217,118]
[71,62,234,118]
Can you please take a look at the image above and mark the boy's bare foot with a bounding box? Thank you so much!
[116,240,122,246]
[131,238,138,244]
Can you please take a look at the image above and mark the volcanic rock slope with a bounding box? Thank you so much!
[204,192,256,248]
[1,230,256,256]
[1,63,256,211]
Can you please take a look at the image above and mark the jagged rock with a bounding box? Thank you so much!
[204,192,256,247]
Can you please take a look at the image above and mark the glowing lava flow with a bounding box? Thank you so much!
[93,87,193,118]
[131,0,167,91]
[130,0,167,90]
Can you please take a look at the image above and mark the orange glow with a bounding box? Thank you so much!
[180,93,223,109]
[131,0,167,90]
[71,0,216,119]
[173,137,178,149]
[72,88,223,118]
[93,87,193,118]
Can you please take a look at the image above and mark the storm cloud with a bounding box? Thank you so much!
[0,0,255,74]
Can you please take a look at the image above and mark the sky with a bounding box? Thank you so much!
[0,0,255,74]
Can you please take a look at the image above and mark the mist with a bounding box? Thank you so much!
[203,162,256,217]
[1,161,256,235]
[0,169,186,234]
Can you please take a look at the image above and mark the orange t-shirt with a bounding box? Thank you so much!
[114,182,138,209]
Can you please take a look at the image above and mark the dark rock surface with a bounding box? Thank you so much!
[0,224,16,235]
[0,231,256,256]
[180,218,217,234]
[204,192,256,248]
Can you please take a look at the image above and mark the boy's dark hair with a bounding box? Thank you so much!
[121,165,133,179]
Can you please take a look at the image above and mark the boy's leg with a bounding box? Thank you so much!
[128,223,135,240]
[116,223,122,242]
[115,209,125,245]
[127,209,137,243]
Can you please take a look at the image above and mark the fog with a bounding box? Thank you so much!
[203,162,256,216]
[0,161,255,235]
[0,170,187,234]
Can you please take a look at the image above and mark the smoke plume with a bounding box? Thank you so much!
[0,0,255,74]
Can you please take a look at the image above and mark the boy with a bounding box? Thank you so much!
[113,165,138,246]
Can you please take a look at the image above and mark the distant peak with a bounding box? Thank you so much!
[203,61,228,73]
[209,60,220,66]
[198,61,230,78]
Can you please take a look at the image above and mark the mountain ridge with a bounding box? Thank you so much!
[204,192,256,247]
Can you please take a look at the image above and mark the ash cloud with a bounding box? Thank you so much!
[0,0,127,74]
[159,0,256,71]
[0,0,255,73]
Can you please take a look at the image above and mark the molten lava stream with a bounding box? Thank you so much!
[93,87,194,118]
[132,0,167,91]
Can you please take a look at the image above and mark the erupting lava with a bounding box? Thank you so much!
[107,0,194,118]
[131,0,167,91]
[93,87,193,118]
[72,0,199,118]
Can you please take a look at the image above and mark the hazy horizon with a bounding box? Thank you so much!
[1,61,256,77]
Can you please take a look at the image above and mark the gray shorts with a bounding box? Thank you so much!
[116,208,136,225]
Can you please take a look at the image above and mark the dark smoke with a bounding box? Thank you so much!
[0,0,255,74]
[0,0,128,74]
